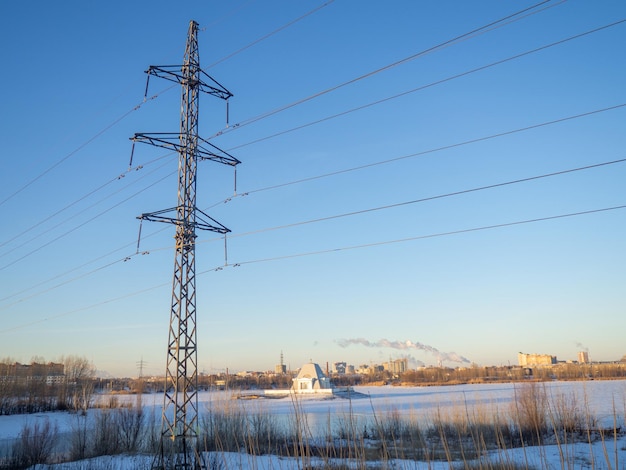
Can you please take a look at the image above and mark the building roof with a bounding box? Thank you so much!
[296,362,327,381]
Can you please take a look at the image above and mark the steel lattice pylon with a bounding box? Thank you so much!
[131,20,239,469]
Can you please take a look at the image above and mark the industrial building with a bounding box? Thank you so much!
[383,358,408,375]
[518,352,557,367]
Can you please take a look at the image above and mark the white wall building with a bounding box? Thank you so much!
[291,362,332,394]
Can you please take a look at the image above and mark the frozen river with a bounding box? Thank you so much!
[219,380,626,432]
[1,379,625,441]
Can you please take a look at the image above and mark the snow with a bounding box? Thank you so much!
[2,380,624,469]
[26,441,626,469]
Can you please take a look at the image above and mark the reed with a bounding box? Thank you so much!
[3,383,625,469]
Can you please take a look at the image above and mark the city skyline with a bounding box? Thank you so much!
[0,346,617,380]
[1,1,625,378]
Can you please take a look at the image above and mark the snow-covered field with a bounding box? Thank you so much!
[2,380,625,469]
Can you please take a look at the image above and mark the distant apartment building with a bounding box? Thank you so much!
[0,362,65,384]
[578,351,589,364]
[383,358,408,375]
[518,352,557,367]
[274,363,287,374]
[356,364,385,375]
[333,362,347,375]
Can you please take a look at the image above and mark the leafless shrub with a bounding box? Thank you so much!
[511,382,548,444]
[373,407,406,440]
[117,404,145,452]
[245,408,286,454]
[11,419,58,468]
[200,404,248,453]
[92,410,119,457]
[142,408,161,455]
[93,394,119,409]
[69,415,89,461]
[548,391,588,434]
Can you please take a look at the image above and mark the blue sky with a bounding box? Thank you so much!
[0,1,625,378]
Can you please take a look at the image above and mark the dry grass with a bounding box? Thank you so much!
[2,384,624,469]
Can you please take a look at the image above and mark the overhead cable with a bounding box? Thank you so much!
[228,20,626,152]
[0,242,137,305]
[0,2,335,241]
[0,152,173,251]
[209,0,562,138]
[3,156,622,308]
[207,158,626,241]
[0,169,173,272]
[209,103,626,205]
[202,0,256,30]
[2,202,624,334]
[0,280,170,334]
[0,85,174,209]
[3,105,622,304]
[222,205,626,268]
[206,0,335,69]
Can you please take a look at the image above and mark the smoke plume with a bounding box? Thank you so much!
[336,338,470,364]
[401,354,425,368]
[575,341,589,352]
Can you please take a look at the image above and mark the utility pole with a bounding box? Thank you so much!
[132,20,239,469]
[136,357,147,378]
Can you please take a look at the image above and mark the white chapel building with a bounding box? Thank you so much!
[291,362,333,395]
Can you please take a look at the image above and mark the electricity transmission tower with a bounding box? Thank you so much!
[132,20,240,469]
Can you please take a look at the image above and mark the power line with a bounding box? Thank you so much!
[8,96,619,299]
[3,155,621,309]
[2,202,623,334]
[0,278,170,334]
[227,20,626,152]
[0,225,166,308]
[0,167,173,272]
[2,99,623,299]
[0,85,174,209]
[0,3,337,253]
[222,205,626,269]
[0,158,174,262]
[2,97,622,302]
[0,2,575,256]
[0,152,174,252]
[6,90,622,264]
[208,103,626,206]
[0,1,335,219]
[208,0,562,139]
[206,157,626,242]
[0,256,130,311]
[202,0,256,30]
[0,242,137,305]
[205,0,335,69]
[0,3,335,246]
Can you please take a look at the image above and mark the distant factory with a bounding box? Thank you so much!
[518,351,591,367]
[518,352,557,367]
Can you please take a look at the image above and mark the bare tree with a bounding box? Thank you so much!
[60,355,96,413]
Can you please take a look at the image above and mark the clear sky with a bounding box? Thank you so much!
[0,1,625,378]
